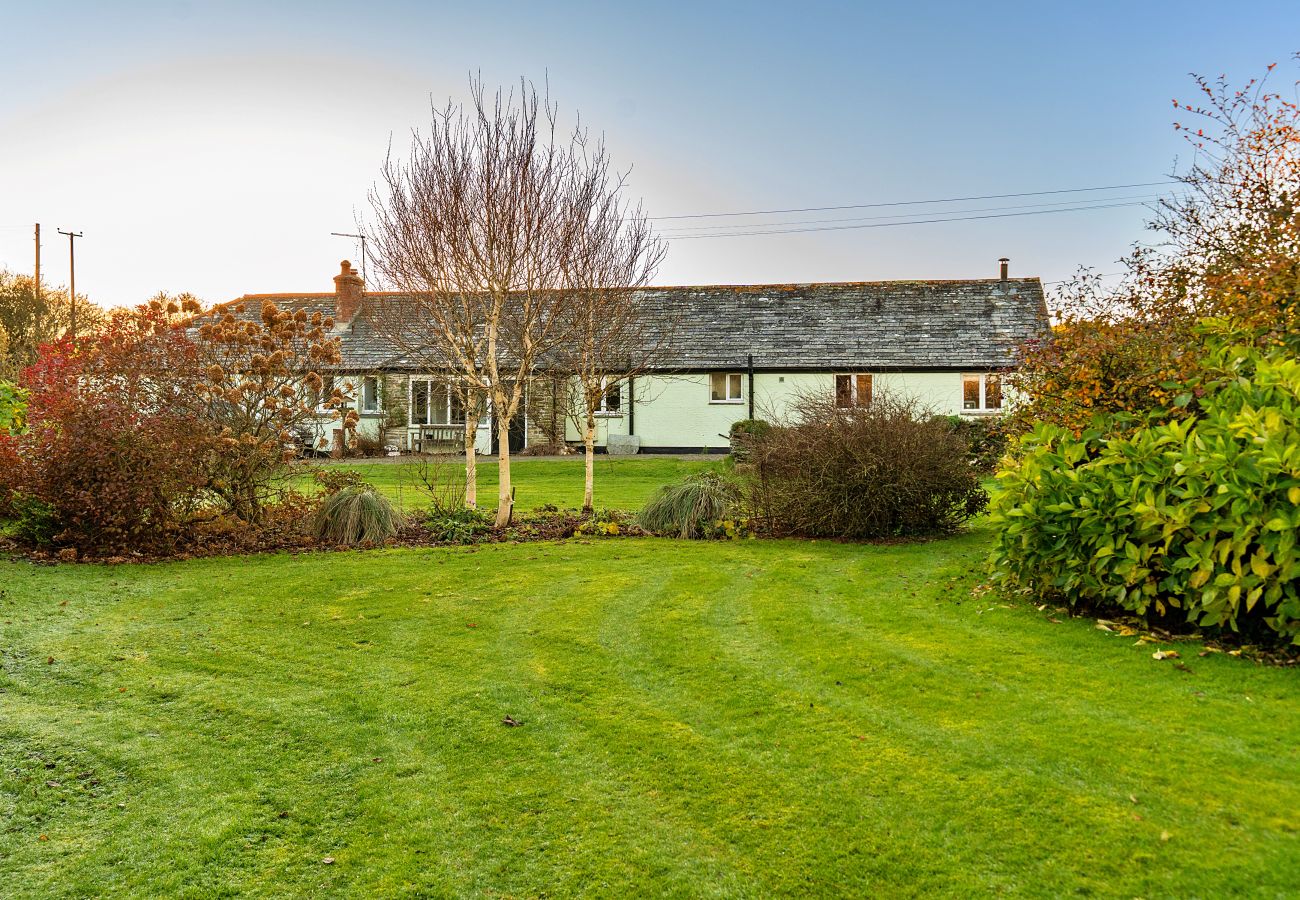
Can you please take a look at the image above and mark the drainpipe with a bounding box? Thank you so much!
[747,354,755,420]
[627,374,635,436]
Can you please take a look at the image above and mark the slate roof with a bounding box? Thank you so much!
[216,277,1047,373]
[633,279,1047,370]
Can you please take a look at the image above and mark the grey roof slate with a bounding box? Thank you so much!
[215,277,1048,373]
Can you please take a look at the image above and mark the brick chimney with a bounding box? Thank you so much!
[333,259,364,323]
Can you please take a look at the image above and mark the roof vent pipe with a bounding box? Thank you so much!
[999,257,1010,282]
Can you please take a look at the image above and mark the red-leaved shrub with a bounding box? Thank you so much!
[4,307,212,553]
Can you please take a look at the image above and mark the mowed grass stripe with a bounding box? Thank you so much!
[3,539,1300,896]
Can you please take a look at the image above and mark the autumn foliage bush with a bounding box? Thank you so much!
[0,309,211,553]
[1006,62,1300,438]
[0,297,347,556]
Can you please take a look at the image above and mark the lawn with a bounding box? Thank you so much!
[3,528,1299,896]
[299,455,722,512]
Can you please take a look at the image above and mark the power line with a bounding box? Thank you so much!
[663,200,1152,240]
[1042,271,1127,285]
[655,192,1163,233]
[649,181,1174,221]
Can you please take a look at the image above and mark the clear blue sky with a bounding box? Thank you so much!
[1,0,1296,308]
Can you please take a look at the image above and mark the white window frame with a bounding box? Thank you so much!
[595,376,623,417]
[710,372,744,404]
[834,373,873,408]
[961,373,1003,412]
[409,377,467,426]
[361,375,381,413]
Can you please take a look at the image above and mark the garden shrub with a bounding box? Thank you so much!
[991,326,1300,642]
[747,395,987,539]
[311,485,399,545]
[193,298,347,522]
[639,472,741,538]
[945,415,1009,474]
[425,506,493,544]
[1,313,214,554]
[0,379,26,434]
[729,419,772,462]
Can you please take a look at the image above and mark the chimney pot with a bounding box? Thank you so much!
[999,257,1010,281]
[333,258,365,323]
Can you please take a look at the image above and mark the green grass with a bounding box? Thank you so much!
[299,455,721,512]
[3,528,1300,896]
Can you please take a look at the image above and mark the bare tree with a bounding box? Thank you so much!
[553,181,666,511]
[368,76,655,527]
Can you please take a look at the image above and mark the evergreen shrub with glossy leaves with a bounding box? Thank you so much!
[991,327,1300,642]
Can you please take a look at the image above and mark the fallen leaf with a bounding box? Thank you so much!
[1095,622,1113,632]
[1048,617,1062,624]
[502,715,523,727]
[321,856,335,865]
[1160,831,1171,842]
[1152,649,1180,660]
[38,834,48,842]
[1129,794,1138,804]
[46,656,54,665]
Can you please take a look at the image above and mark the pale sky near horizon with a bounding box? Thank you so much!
[1,0,1297,310]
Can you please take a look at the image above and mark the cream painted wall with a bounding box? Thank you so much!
[563,370,997,450]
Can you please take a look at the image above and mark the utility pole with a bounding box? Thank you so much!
[57,228,83,340]
[33,223,40,307]
[330,232,368,285]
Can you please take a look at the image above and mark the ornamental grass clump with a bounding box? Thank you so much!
[311,485,399,546]
[639,472,741,538]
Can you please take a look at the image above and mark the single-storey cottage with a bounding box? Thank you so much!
[219,258,1048,455]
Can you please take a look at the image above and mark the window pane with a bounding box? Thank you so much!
[430,383,450,425]
[604,380,621,412]
[856,374,872,407]
[729,373,742,400]
[363,377,378,410]
[986,375,1002,409]
[412,379,429,424]
[835,374,852,408]
[449,386,466,424]
[963,376,980,410]
[711,373,726,402]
